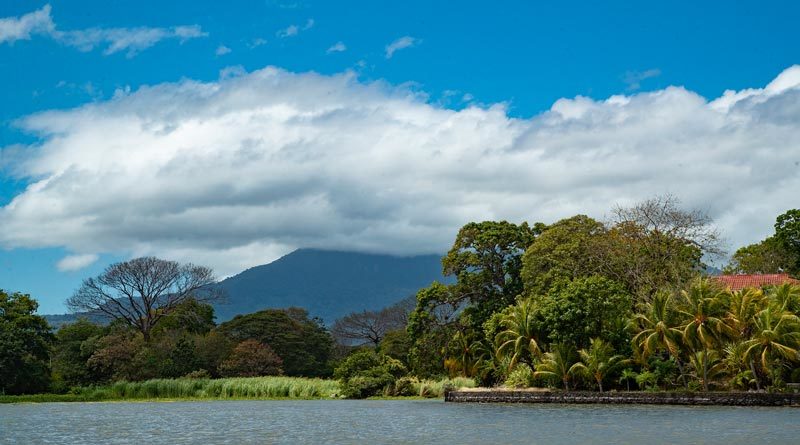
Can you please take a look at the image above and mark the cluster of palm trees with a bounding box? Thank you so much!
[487,278,800,392]
[633,279,800,391]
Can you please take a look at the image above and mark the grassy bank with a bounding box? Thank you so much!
[1,376,475,403]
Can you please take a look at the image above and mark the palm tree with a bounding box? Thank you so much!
[618,369,638,391]
[533,343,578,390]
[677,277,731,391]
[570,338,628,392]
[723,341,758,390]
[632,291,682,360]
[768,283,800,313]
[743,306,800,388]
[725,288,766,340]
[687,349,727,390]
[724,288,766,390]
[496,298,543,369]
[448,330,484,377]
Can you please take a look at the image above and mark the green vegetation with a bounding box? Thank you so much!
[0,375,473,403]
[2,200,799,401]
[405,201,800,393]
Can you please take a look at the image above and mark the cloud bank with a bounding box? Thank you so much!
[2,66,799,276]
[0,5,206,57]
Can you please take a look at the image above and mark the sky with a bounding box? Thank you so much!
[1,1,799,314]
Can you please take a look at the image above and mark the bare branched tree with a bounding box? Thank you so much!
[67,257,222,341]
[610,194,724,257]
[332,297,415,347]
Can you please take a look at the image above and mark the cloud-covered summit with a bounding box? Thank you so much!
[2,65,799,275]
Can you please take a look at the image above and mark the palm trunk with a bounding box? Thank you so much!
[598,379,603,393]
[749,359,761,391]
[702,347,709,392]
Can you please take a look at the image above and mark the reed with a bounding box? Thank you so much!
[1,376,473,403]
[413,377,476,398]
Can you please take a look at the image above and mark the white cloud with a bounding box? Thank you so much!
[215,45,231,56]
[326,41,346,54]
[249,37,268,48]
[623,68,661,91]
[56,253,99,272]
[277,19,313,39]
[0,4,54,43]
[385,36,419,59]
[2,66,800,276]
[0,5,206,56]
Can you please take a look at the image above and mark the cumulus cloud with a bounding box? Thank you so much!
[0,4,206,56]
[215,45,231,56]
[326,41,346,54]
[2,65,800,276]
[56,254,99,272]
[385,36,419,59]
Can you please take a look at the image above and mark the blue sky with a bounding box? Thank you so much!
[1,0,799,313]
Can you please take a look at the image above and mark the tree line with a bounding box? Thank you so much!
[2,197,798,397]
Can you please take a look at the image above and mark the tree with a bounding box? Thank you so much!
[441,221,538,324]
[599,195,719,301]
[533,343,579,390]
[521,215,606,297]
[0,291,53,394]
[407,221,537,378]
[152,298,216,335]
[742,306,800,388]
[677,278,730,391]
[495,298,543,369]
[332,298,413,347]
[538,276,632,350]
[218,339,283,377]
[333,349,407,398]
[724,237,795,275]
[570,338,628,392]
[217,307,333,377]
[775,209,800,276]
[67,257,221,341]
[632,291,682,361]
[51,319,105,389]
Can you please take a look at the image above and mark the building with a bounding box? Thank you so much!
[713,273,800,291]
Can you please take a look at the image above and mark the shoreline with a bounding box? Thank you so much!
[445,389,800,406]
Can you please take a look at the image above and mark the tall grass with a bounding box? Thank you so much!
[1,376,474,403]
[413,377,476,398]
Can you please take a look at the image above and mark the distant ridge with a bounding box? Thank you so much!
[214,249,448,323]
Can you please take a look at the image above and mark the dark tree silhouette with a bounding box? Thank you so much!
[67,257,221,341]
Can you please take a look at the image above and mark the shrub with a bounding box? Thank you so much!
[218,340,283,377]
[334,350,407,398]
[504,364,534,388]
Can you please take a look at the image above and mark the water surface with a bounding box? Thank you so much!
[2,399,798,444]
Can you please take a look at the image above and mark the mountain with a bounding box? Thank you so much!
[213,249,448,323]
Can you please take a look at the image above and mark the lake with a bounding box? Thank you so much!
[1,399,798,444]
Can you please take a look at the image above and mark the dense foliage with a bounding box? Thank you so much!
[405,201,800,392]
[2,203,799,398]
[0,291,53,394]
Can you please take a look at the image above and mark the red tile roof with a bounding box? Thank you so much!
[713,274,800,291]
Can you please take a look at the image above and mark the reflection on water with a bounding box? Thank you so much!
[1,399,799,444]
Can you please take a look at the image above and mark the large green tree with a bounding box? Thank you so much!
[51,319,105,389]
[407,221,537,377]
[538,276,632,351]
[724,237,795,275]
[0,291,53,394]
[217,307,334,377]
[521,215,605,297]
[775,209,800,275]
